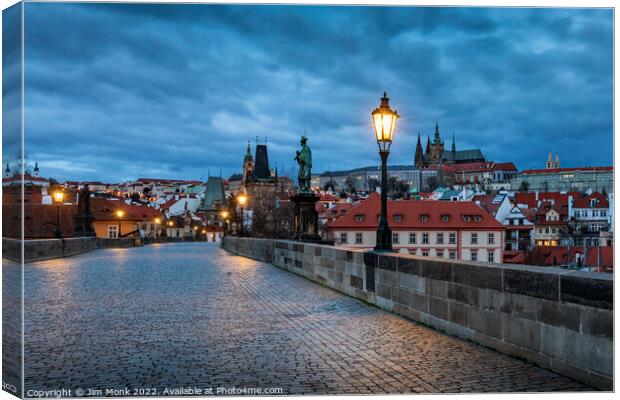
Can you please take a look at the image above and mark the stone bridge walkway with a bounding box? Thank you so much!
[23,243,590,394]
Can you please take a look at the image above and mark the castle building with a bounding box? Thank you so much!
[546,151,560,169]
[241,140,278,198]
[414,123,485,167]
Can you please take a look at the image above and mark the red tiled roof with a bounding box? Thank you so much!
[319,203,353,220]
[328,192,503,231]
[572,192,609,209]
[319,193,340,203]
[520,166,613,175]
[3,204,77,239]
[90,198,162,222]
[471,194,503,216]
[514,192,537,208]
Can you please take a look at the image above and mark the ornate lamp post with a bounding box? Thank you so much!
[221,210,229,236]
[371,92,399,252]
[52,191,64,239]
[154,217,161,237]
[116,210,125,239]
[238,194,247,237]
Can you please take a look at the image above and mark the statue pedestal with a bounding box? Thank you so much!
[290,193,323,242]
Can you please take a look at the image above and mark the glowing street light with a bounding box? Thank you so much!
[237,194,248,237]
[52,191,64,239]
[371,92,399,252]
[154,217,161,237]
[116,209,124,239]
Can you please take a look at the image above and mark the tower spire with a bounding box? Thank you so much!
[414,132,424,168]
[451,132,456,152]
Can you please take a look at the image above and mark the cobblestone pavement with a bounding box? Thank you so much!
[23,243,591,395]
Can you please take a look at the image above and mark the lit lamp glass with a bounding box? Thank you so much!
[238,194,247,206]
[154,217,161,224]
[116,210,125,219]
[221,211,229,219]
[53,191,64,203]
[371,92,400,152]
[168,221,174,227]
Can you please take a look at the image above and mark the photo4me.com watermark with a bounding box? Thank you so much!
[25,386,285,397]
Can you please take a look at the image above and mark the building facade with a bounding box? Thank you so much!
[327,193,504,263]
[511,166,613,193]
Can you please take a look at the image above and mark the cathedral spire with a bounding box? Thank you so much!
[425,134,431,155]
[433,122,441,144]
[451,132,456,153]
[414,132,424,168]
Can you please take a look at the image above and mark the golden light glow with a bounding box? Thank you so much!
[201,229,206,234]
[221,210,229,218]
[52,191,64,203]
[194,226,198,230]
[154,217,161,224]
[168,221,174,227]
[371,92,399,146]
[238,194,248,206]
[116,210,125,218]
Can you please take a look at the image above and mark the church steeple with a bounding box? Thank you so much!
[5,163,10,178]
[425,134,431,155]
[414,132,425,168]
[433,122,441,144]
[451,132,456,153]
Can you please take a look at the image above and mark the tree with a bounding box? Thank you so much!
[367,178,379,192]
[323,180,337,192]
[343,176,354,193]
[602,186,608,197]
[518,181,530,192]
[249,190,295,239]
[426,176,438,192]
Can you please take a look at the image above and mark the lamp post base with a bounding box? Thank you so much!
[374,220,392,252]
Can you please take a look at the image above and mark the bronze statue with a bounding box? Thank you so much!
[294,135,312,193]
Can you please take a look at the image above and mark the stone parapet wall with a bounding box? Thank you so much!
[2,236,200,263]
[222,236,613,390]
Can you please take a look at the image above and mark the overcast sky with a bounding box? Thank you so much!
[4,3,613,182]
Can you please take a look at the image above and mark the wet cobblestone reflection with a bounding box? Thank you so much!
[23,243,590,394]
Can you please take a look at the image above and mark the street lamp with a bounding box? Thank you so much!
[116,209,124,239]
[371,91,399,252]
[154,217,161,237]
[221,210,229,235]
[52,191,64,239]
[238,194,247,237]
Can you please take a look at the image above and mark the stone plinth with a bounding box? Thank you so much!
[290,193,322,242]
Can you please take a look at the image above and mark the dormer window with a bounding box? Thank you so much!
[420,215,429,222]
[393,215,403,223]
[355,214,365,223]
[441,215,450,223]
[463,215,472,222]
[474,215,482,222]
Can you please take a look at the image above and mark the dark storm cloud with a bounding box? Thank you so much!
[21,3,612,182]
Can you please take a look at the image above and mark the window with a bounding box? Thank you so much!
[437,233,444,244]
[355,214,365,223]
[392,232,399,244]
[474,216,482,222]
[340,233,348,244]
[422,251,429,257]
[422,233,429,244]
[355,233,363,244]
[545,228,549,234]
[441,215,450,222]
[488,233,494,244]
[592,210,599,217]
[394,215,402,223]
[449,251,456,260]
[471,233,478,244]
[487,252,494,263]
[409,233,416,244]
[421,215,429,222]
[464,216,471,222]
[449,233,456,244]
[471,251,478,261]
[600,210,607,217]
[108,225,118,238]
[551,228,556,234]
